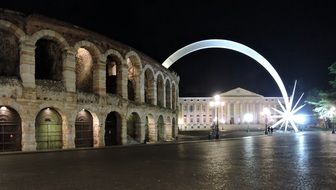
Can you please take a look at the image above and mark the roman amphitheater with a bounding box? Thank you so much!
[0,9,179,152]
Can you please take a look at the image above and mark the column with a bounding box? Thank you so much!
[139,121,146,143]
[233,102,237,124]
[21,115,37,151]
[20,40,36,88]
[135,73,142,103]
[240,103,244,124]
[227,102,231,124]
[164,121,173,140]
[163,82,166,108]
[93,58,106,96]
[117,63,128,99]
[62,49,76,92]
[152,79,157,105]
[121,116,128,145]
[62,118,76,149]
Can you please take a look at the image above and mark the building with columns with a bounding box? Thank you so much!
[178,87,283,131]
[0,10,179,152]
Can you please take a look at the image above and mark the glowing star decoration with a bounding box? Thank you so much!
[162,39,305,132]
[270,81,305,132]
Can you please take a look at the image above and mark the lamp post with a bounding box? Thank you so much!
[244,113,253,133]
[209,95,224,139]
[261,107,271,135]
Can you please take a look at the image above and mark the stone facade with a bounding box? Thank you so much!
[0,9,179,152]
[178,88,283,131]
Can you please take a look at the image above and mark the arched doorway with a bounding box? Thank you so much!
[35,108,62,150]
[105,111,122,146]
[76,47,94,93]
[0,106,21,152]
[106,55,121,94]
[145,114,156,143]
[35,39,63,81]
[75,109,93,148]
[144,68,155,104]
[127,56,141,101]
[172,83,176,110]
[0,29,20,78]
[127,112,141,144]
[157,75,164,107]
[157,115,164,141]
[165,80,171,108]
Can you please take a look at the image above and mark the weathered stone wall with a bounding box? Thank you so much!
[0,9,179,152]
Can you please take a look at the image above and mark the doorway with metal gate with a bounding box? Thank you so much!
[75,109,93,148]
[105,111,122,146]
[35,108,62,150]
[0,106,21,152]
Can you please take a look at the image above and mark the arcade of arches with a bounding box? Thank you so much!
[0,11,179,152]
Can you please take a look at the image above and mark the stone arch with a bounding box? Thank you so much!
[145,114,156,143]
[0,20,26,78]
[157,115,164,141]
[74,40,102,93]
[104,49,124,95]
[33,33,67,81]
[103,49,124,65]
[156,72,164,107]
[144,66,155,105]
[172,82,177,110]
[35,107,63,150]
[0,105,22,152]
[127,112,142,144]
[125,51,142,102]
[30,29,70,49]
[0,20,26,41]
[165,78,171,109]
[105,111,122,146]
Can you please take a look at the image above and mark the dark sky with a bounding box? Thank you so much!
[3,0,336,97]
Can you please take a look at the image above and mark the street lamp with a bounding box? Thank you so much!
[261,107,271,135]
[244,113,253,133]
[209,95,224,139]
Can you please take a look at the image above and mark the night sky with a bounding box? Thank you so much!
[2,0,336,97]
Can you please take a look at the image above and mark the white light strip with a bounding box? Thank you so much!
[162,39,290,109]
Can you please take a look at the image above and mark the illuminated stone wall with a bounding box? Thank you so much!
[0,9,179,152]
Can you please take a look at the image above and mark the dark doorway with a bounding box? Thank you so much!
[127,112,141,143]
[106,55,119,94]
[128,80,135,101]
[0,106,21,152]
[75,110,93,148]
[157,115,164,141]
[35,39,63,81]
[105,112,121,146]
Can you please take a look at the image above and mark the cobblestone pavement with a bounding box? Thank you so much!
[1,131,336,190]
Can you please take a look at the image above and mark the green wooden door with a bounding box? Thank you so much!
[36,124,62,150]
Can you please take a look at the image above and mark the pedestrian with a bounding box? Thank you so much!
[271,127,273,133]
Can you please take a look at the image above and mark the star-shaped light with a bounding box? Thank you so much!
[270,81,305,132]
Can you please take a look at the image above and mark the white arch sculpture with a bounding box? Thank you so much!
[162,39,304,132]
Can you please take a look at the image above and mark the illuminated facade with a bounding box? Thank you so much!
[0,10,179,152]
[178,88,283,131]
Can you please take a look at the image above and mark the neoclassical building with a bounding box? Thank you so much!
[0,9,179,152]
[178,88,283,131]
